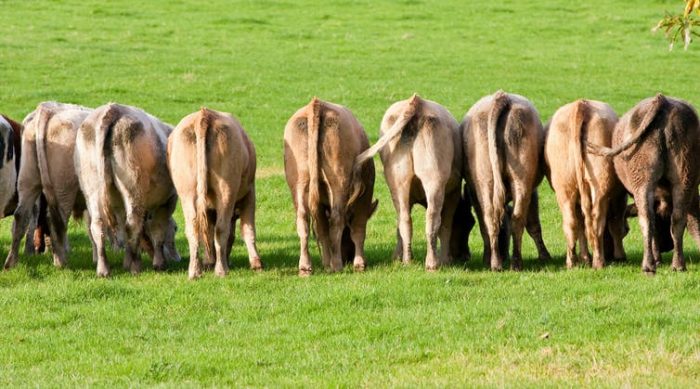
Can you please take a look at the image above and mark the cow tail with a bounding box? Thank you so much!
[194,108,210,259]
[307,97,322,221]
[571,100,595,243]
[587,94,666,157]
[94,104,120,229]
[487,90,509,235]
[34,106,65,233]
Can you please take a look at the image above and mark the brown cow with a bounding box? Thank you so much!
[462,91,547,271]
[356,94,461,271]
[75,103,178,277]
[168,108,261,279]
[284,98,377,275]
[545,99,627,269]
[4,102,92,269]
[588,94,700,273]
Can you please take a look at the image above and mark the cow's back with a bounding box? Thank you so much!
[108,105,174,209]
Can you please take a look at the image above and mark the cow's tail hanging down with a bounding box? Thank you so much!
[194,107,211,259]
[33,105,69,244]
[305,97,324,225]
[570,99,595,243]
[94,103,121,229]
[486,90,510,235]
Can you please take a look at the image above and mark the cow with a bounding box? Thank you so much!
[1,114,52,256]
[462,91,548,271]
[168,108,261,279]
[355,94,461,271]
[4,102,92,270]
[75,103,178,277]
[544,99,628,269]
[0,115,18,218]
[284,97,377,276]
[588,94,700,273]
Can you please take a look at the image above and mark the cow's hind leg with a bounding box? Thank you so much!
[4,190,41,269]
[181,201,202,279]
[438,187,460,266]
[558,192,579,269]
[526,191,551,262]
[47,193,75,268]
[670,186,692,271]
[510,184,533,271]
[590,197,609,269]
[314,206,333,271]
[393,185,413,265]
[685,194,700,251]
[123,204,146,275]
[238,188,262,271]
[634,188,657,274]
[607,191,628,262]
[295,186,313,276]
[423,183,445,271]
[87,198,110,277]
[213,203,234,277]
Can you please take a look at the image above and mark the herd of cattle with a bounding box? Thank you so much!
[0,91,698,278]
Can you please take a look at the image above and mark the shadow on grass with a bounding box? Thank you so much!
[5,228,698,279]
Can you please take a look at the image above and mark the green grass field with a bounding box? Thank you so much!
[2,0,700,386]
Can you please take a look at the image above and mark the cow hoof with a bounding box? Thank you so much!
[3,261,17,270]
[592,260,605,270]
[425,265,439,272]
[250,258,263,272]
[538,252,552,262]
[490,265,503,272]
[511,264,522,272]
[299,268,312,277]
[353,263,366,272]
[643,267,656,276]
[96,270,110,278]
[672,264,687,272]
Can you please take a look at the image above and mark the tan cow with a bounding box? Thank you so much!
[4,102,92,269]
[462,91,546,271]
[75,103,178,277]
[285,98,377,275]
[545,99,627,269]
[356,94,461,271]
[168,108,261,279]
[588,94,700,273]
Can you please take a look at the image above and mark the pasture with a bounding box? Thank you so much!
[1,0,700,386]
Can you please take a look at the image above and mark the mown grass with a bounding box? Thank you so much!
[1,0,700,386]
